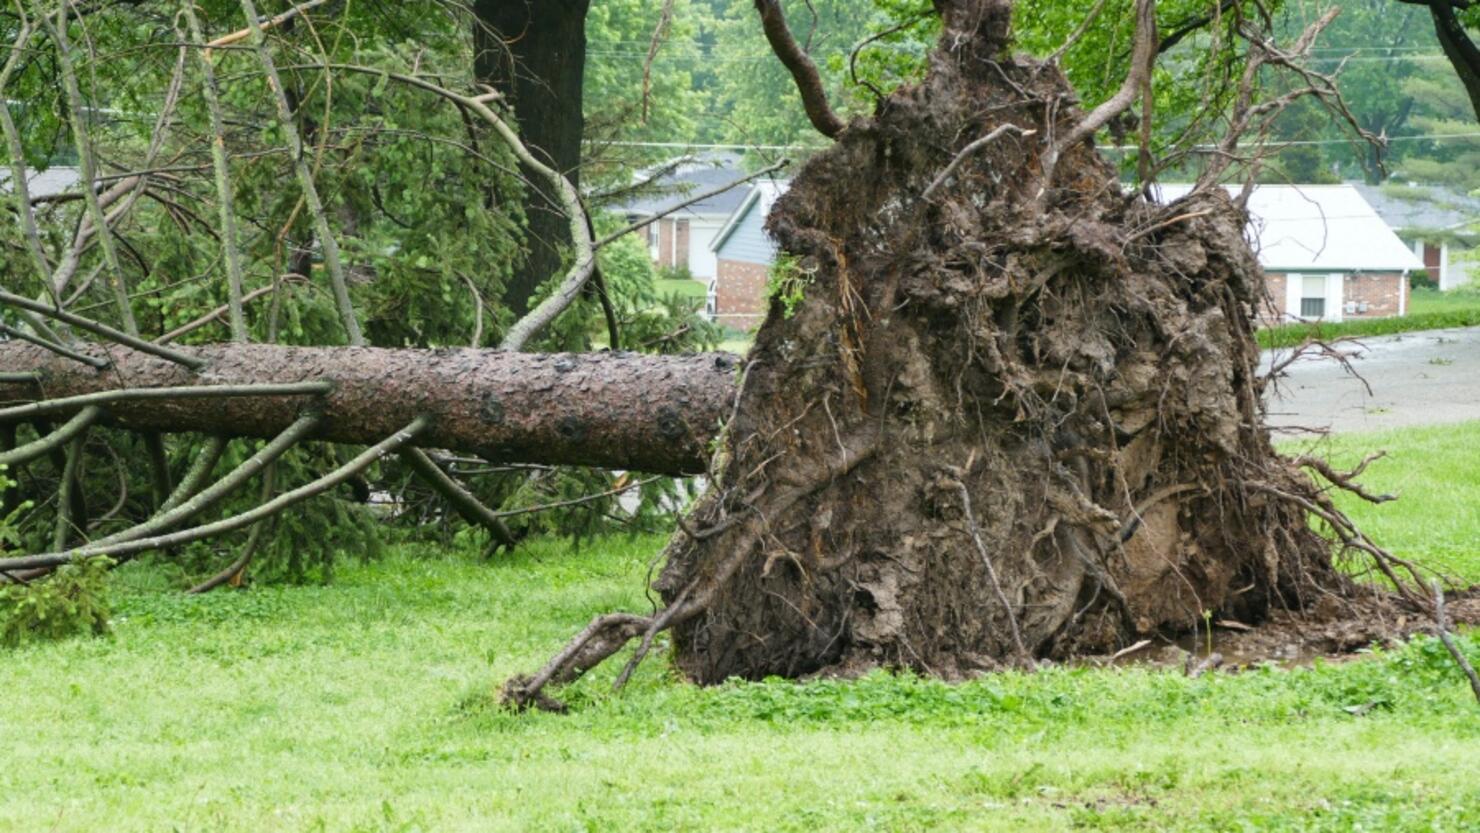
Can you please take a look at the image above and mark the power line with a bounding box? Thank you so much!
[600,131,1480,154]
[598,140,825,151]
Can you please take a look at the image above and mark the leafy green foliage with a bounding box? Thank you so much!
[597,219,720,353]
[702,0,927,149]
[682,0,1474,191]
[1,555,112,647]
[1268,0,1480,189]
[0,467,25,549]
[585,0,717,180]
[765,253,812,317]
[693,0,1268,169]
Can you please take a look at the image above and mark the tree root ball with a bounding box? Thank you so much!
[505,1,1424,708]
[651,18,1377,685]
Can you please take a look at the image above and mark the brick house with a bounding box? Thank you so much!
[616,154,753,284]
[1156,184,1423,322]
[708,180,788,328]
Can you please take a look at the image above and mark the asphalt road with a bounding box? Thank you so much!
[1261,326,1480,434]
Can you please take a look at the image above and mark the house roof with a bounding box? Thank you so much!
[1151,183,1424,272]
[710,179,789,254]
[614,153,758,219]
[0,166,81,198]
[1351,183,1480,235]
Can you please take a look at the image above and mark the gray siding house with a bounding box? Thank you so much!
[1354,183,1479,291]
[707,180,787,327]
[615,154,753,283]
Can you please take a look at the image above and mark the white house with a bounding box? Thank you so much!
[1154,184,1423,322]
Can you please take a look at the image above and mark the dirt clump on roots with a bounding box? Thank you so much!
[503,2,1441,709]
[652,10,1412,683]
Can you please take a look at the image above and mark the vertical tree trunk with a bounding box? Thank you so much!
[1425,0,1480,123]
[472,0,592,316]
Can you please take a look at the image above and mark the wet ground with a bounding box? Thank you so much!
[1087,590,1480,671]
[1262,326,1480,434]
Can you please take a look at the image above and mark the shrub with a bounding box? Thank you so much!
[1,556,114,647]
[656,264,695,283]
[0,465,114,646]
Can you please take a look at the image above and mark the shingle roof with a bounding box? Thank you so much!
[0,166,81,198]
[1351,183,1480,235]
[614,154,757,218]
[1152,183,1424,272]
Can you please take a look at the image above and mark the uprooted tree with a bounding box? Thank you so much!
[0,0,1457,708]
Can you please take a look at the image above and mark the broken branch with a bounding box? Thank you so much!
[754,0,846,139]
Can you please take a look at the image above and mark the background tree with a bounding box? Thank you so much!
[1397,0,1480,124]
[472,0,592,316]
[1259,0,1480,188]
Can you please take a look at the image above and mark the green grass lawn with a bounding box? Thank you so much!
[656,276,709,301]
[1280,420,1480,580]
[717,327,754,355]
[1410,286,1480,316]
[2,425,1478,831]
[1258,287,1480,349]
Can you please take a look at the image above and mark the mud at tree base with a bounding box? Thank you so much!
[1094,588,1480,670]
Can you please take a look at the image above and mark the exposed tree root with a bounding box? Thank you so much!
[503,0,1443,712]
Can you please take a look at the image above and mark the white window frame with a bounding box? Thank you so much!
[1324,273,1345,323]
[1285,272,1343,322]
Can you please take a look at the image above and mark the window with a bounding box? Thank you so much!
[1299,275,1326,319]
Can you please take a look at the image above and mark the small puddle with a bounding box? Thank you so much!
[1096,629,1329,670]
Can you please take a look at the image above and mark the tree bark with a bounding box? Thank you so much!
[0,342,736,476]
[473,0,592,315]
[1428,1,1480,123]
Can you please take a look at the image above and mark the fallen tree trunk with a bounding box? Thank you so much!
[0,342,737,475]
